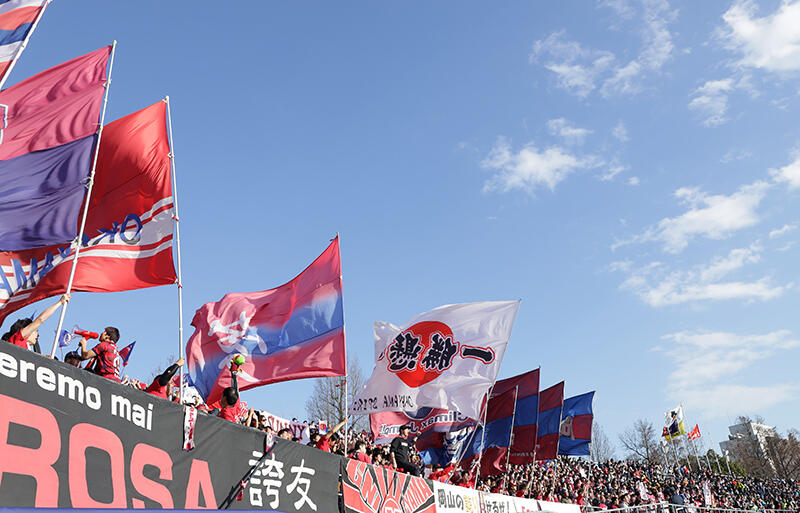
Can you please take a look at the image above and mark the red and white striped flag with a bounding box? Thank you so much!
[0,0,51,89]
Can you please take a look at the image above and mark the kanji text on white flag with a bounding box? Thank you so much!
[350,300,520,421]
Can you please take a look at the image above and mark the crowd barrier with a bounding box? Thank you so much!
[0,343,787,513]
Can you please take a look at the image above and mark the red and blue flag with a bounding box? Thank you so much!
[536,381,564,460]
[456,368,540,476]
[0,46,110,250]
[118,340,135,367]
[558,391,594,456]
[186,237,346,404]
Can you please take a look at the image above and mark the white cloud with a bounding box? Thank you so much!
[600,159,628,181]
[659,329,800,418]
[616,244,791,307]
[627,176,640,186]
[720,148,753,163]
[546,118,593,144]
[689,78,735,126]
[598,0,635,20]
[720,0,800,73]
[619,181,770,253]
[612,120,630,142]
[770,154,800,188]
[481,137,601,193]
[662,329,800,388]
[769,223,797,238]
[531,32,615,98]
[680,383,800,419]
[531,1,677,98]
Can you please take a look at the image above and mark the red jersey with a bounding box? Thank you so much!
[352,452,371,463]
[145,378,168,398]
[316,436,331,452]
[91,341,121,382]
[7,330,28,349]
[218,406,240,423]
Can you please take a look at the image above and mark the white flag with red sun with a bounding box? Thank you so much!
[350,300,520,421]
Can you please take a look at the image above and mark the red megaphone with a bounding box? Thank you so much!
[75,330,99,339]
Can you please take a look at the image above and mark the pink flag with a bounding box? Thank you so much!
[0,46,110,160]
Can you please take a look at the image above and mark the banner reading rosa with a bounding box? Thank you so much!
[0,343,339,510]
[342,459,435,513]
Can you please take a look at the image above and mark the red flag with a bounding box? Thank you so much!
[0,101,177,323]
[687,424,701,440]
[0,46,110,160]
[662,426,669,437]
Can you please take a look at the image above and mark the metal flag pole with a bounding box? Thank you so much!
[0,0,52,91]
[336,232,349,449]
[50,41,117,357]
[501,385,519,491]
[165,95,185,402]
[473,386,494,489]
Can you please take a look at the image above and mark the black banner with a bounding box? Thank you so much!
[0,343,340,511]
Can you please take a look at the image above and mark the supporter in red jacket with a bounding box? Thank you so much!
[2,294,70,352]
[146,357,184,399]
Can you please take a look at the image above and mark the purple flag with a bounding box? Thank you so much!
[0,135,95,250]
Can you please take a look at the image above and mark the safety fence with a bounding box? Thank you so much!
[581,503,797,513]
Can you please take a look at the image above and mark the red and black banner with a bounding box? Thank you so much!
[0,342,339,510]
[341,459,435,513]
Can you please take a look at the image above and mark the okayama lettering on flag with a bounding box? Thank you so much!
[0,46,111,250]
[0,101,177,323]
[186,237,346,405]
[0,0,50,82]
[350,300,520,422]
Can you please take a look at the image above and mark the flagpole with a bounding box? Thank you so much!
[473,386,494,489]
[50,41,117,357]
[705,429,723,473]
[501,385,519,491]
[0,0,51,91]
[164,95,185,402]
[336,232,349,450]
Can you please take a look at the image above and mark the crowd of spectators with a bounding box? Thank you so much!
[4,319,799,512]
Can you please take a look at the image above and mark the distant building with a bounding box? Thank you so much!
[720,421,777,471]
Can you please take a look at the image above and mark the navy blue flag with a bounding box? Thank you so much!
[0,135,95,250]
[558,391,594,456]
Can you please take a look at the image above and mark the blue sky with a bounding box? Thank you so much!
[6,0,800,455]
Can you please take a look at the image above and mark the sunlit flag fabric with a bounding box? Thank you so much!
[558,391,594,456]
[0,0,49,85]
[665,405,687,440]
[350,300,520,422]
[0,46,110,250]
[456,368,540,476]
[0,101,177,323]
[687,424,701,440]
[186,237,346,404]
[536,381,564,460]
[119,340,135,367]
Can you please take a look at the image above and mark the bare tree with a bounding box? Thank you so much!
[305,354,368,432]
[765,429,800,480]
[618,418,662,464]
[590,422,615,462]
